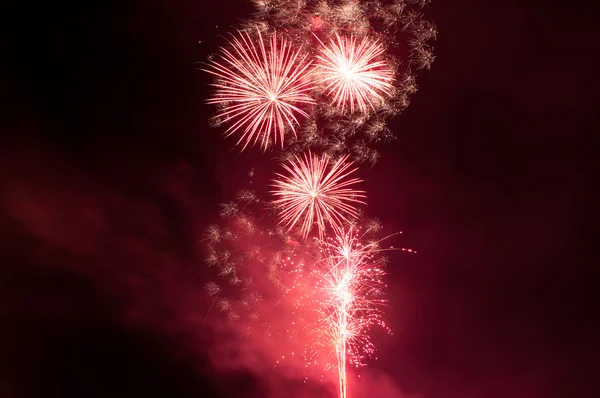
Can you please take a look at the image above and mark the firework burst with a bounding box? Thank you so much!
[271,152,366,238]
[204,28,315,151]
[314,33,395,114]
[204,1,436,163]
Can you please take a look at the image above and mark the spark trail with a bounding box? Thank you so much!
[316,226,392,398]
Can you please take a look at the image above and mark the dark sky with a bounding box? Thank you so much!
[1,0,597,397]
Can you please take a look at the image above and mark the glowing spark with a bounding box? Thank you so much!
[315,33,395,113]
[271,152,366,238]
[204,28,315,151]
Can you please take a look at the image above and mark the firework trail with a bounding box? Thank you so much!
[314,226,401,398]
[271,152,366,239]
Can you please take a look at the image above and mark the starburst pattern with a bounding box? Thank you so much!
[205,0,436,165]
[271,152,366,238]
[204,28,315,151]
[315,33,395,113]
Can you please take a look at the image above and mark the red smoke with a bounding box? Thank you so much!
[1,145,414,398]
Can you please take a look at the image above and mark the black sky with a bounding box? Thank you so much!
[1,0,598,397]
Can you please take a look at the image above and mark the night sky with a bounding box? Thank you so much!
[1,1,597,397]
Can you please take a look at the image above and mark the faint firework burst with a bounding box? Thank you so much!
[202,189,290,332]
[203,28,315,151]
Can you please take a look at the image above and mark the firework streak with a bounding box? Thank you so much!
[202,1,434,397]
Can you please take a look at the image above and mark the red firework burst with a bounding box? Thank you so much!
[315,33,395,113]
[204,28,315,151]
[271,152,366,238]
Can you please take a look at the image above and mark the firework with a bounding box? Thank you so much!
[202,1,435,397]
[203,191,418,398]
[314,226,393,398]
[205,0,436,163]
[276,225,405,397]
[315,33,395,114]
[271,152,366,238]
[204,28,315,151]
